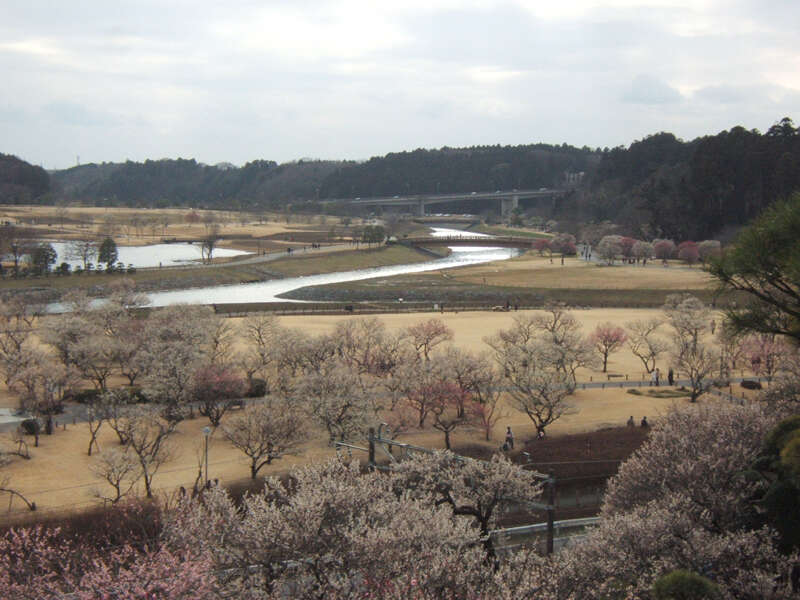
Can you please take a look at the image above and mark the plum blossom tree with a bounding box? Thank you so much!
[653,238,676,261]
[392,452,545,540]
[0,294,41,386]
[294,357,371,443]
[603,402,781,531]
[632,240,653,264]
[10,352,81,440]
[589,322,627,372]
[139,305,212,423]
[742,333,791,380]
[677,240,699,264]
[192,363,246,429]
[0,526,217,600]
[165,458,488,598]
[697,239,721,263]
[596,234,623,264]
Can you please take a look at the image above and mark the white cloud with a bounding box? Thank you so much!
[0,0,797,168]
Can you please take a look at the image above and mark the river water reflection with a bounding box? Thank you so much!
[145,227,518,307]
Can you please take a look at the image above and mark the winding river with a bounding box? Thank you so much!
[144,228,518,307]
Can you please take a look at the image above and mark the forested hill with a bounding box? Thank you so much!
[50,158,345,209]
[0,153,50,204]
[318,144,600,198]
[583,118,800,240]
[6,117,800,239]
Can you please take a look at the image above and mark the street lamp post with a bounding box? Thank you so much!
[202,426,211,486]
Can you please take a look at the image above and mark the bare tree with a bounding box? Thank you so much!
[626,318,669,374]
[404,318,453,361]
[486,316,578,436]
[223,400,305,478]
[200,224,221,264]
[663,293,710,353]
[238,314,284,390]
[101,388,138,445]
[85,400,105,456]
[531,306,598,385]
[116,407,176,498]
[65,238,98,270]
[91,447,141,504]
[207,314,236,366]
[428,381,478,450]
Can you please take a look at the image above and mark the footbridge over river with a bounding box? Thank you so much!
[327,188,567,217]
[393,235,543,249]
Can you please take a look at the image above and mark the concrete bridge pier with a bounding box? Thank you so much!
[417,199,427,216]
[500,195,519,217]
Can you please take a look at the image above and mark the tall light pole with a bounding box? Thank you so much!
[202,426,211,486]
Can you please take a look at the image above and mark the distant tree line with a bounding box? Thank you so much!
[582,117,800,240]
[2,117,798,239]
[0,154,50,204]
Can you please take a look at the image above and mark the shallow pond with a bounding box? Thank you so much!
[48,241,250,269]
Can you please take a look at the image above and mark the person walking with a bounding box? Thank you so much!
[655,368,661,387]
[668,368,674,386]
[505,427,514,450]
[650,370,657,387]
[641,416,649,428]
[627,416,635,427]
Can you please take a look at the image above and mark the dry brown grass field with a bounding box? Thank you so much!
[450,253,715,291]
[0,204,355,251]
[0,308,742,516]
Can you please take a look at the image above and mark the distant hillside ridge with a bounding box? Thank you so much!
[0,153,50,204]
[9,116,800,239]
[51,158,345,210]
[582,117,800,240]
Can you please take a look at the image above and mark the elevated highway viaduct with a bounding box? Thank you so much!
[324,188,567,217]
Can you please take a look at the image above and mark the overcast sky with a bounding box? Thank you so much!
[1,0,798,169]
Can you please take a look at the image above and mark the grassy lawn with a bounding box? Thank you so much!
[265,245,429,277]
[472,224,552,238]
[452,254,716,290]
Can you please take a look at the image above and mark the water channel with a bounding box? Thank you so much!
[144,227,519,307]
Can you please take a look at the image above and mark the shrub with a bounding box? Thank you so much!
[245,378,267,398]
[741,379,763,390]
[20,419,41,435]
[68,388,102,404]
[652,569,719,599]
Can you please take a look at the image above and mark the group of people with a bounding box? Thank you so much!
[501,426,545,452]
[627,415,649,428]
[649,367,675,387]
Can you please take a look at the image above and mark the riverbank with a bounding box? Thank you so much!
[0,245,433,302]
